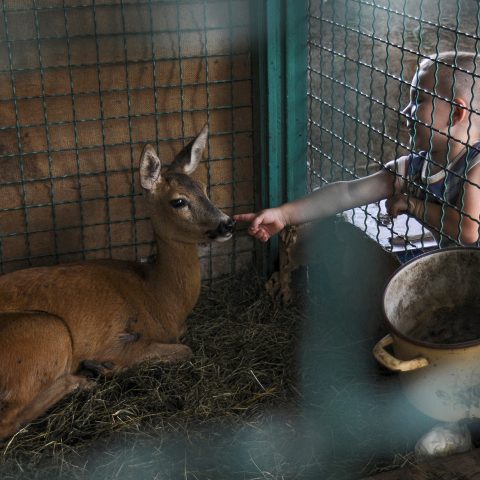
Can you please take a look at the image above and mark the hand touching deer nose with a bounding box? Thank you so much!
[234,208,287,242]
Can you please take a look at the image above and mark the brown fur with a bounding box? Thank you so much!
[0,126,233,440]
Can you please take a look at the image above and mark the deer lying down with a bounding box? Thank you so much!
[0,126,234,440]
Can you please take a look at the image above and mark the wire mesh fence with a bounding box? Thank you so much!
[308,0,480,259]
[0,0,255,279]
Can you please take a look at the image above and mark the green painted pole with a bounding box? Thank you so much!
[285,0,308,202]
[253,0,308,275]
[264,0,285,273]
[265,1,285,209]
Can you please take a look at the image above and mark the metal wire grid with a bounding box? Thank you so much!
[307,0,480,255]
[0,0,255,279]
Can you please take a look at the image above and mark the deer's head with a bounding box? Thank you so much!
[140,125,235,244]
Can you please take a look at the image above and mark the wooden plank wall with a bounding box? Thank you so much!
[0,0,255,279]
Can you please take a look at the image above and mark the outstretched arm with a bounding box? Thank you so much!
[234,157,407,242]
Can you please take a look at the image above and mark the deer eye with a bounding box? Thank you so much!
[170,198,188,209]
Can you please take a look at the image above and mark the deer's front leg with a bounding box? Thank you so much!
[116,340,193,368]
[77,359,115,378]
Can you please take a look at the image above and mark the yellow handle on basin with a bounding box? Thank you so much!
[373,334,429,372]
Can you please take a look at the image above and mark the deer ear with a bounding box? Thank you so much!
[168,124,208,175]
[140,144,162,191]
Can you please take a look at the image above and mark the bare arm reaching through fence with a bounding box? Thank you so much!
[234,157,408,242]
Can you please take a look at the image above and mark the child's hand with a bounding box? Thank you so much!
[233,208,287,242]
[386,193,412,218]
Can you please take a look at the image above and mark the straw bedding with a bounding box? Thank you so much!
[0,271,303,479]
[0,269,432,479]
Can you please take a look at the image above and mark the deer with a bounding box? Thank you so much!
[0,125,235,440]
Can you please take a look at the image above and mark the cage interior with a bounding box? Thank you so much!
[0,0,255,280]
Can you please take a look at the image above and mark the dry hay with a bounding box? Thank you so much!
[0,270,306,479]
[0,269,434,480]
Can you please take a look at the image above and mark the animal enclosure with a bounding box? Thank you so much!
[2,0,480,279]
[2,1,480,478]
[0,0,255,279]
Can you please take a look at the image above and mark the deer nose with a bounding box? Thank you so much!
[207,218,235,240]
[218,218,235,236]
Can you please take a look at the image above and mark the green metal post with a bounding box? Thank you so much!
[285,0,308,202]
[264,0,284,273]
[253,0,308,275]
